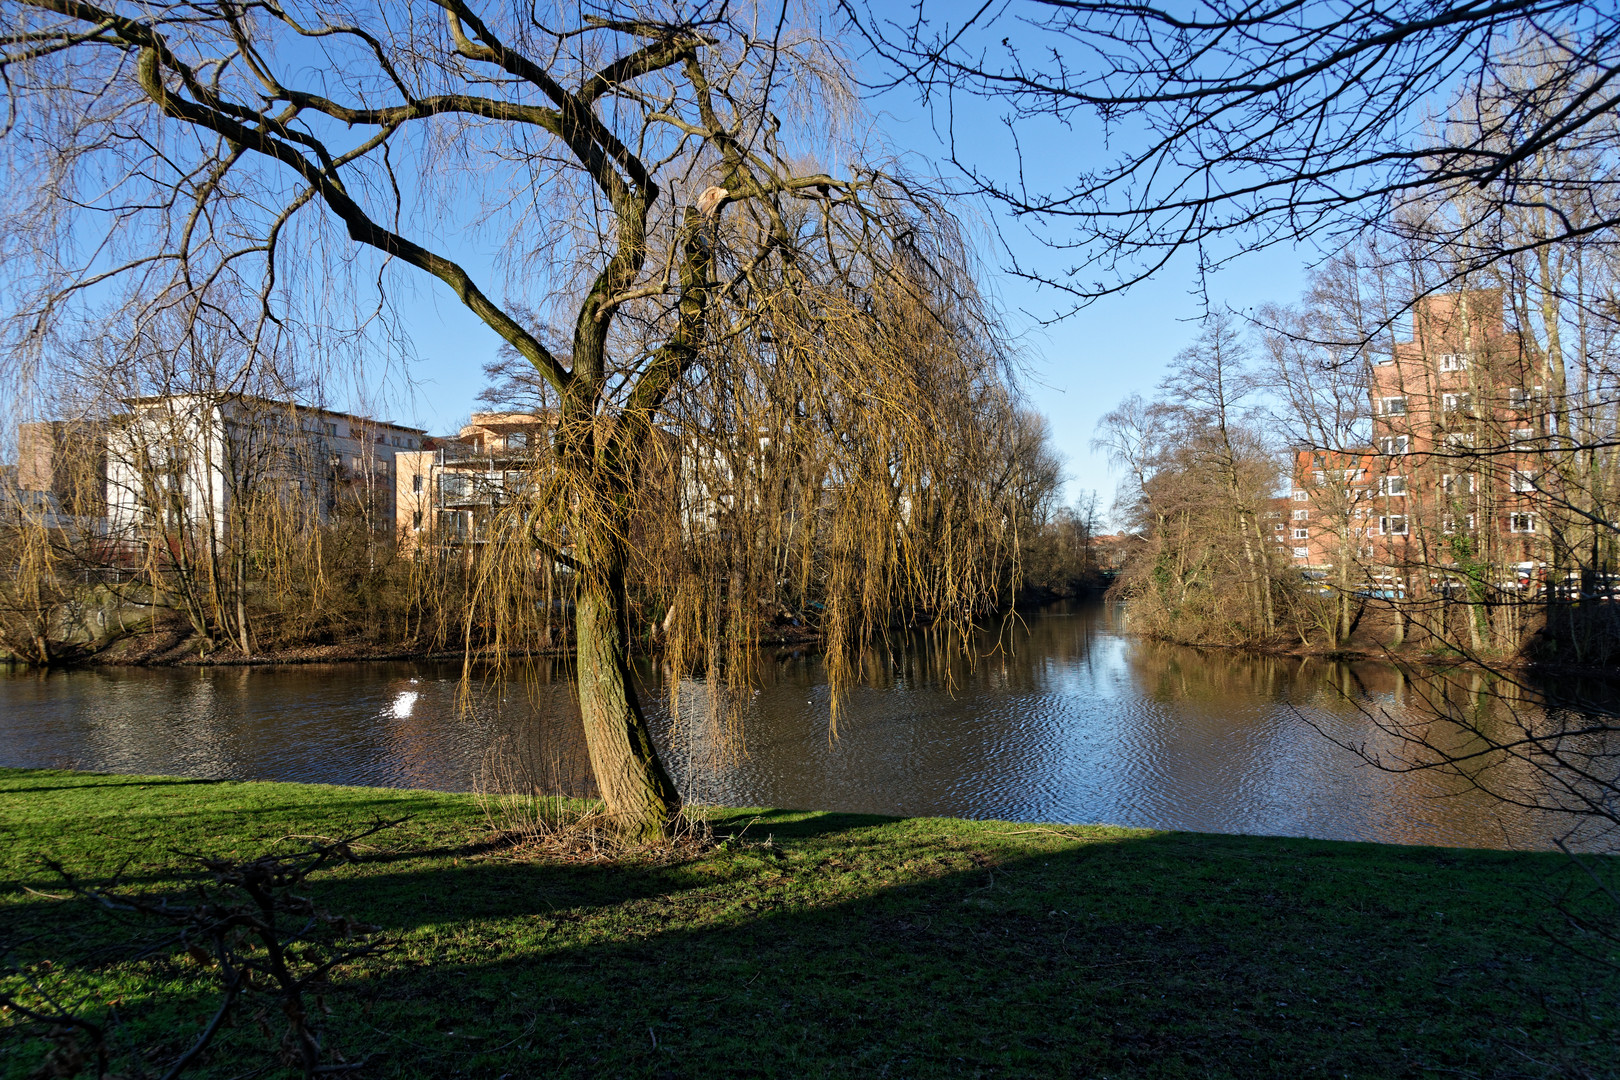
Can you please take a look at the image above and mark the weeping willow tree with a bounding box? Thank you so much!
[1,1,1026,838]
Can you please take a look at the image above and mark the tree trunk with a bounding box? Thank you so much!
[574,558,680,841]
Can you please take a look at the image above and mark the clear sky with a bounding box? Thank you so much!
[382,19,1319,525]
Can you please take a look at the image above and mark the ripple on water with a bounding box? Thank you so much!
[1,604,1613,850]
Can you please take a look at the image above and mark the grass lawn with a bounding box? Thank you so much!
[1,767,1615,1079]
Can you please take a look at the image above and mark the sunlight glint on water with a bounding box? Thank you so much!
[1,602,1612,850]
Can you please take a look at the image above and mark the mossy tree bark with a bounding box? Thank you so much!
[574,547,680,839]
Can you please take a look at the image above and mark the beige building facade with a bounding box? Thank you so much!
[396,412,555,551]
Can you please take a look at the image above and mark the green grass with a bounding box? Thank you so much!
[1,768,1615,1079]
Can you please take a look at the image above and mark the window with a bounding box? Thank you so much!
[1437,352,1472,372]
[322,422,338,437]
[412,474,423,493]
[1441,392,1471,413]
[1292,547,1309,558]
[1510,512,1536,533]
[1378,396,1407,416]
[1273,522,1284,532]
[1511,427,1535,447]
[1378,435,1409,456]
[1379,475,1407,496]
[1293,528,1309,540]
[1510,470,1537,493]
[1292,490,1308,501]
[1442,473,1476,495]
[1292,509,1308,520]
[1379,516,1408,535]
[411,510,423,529]
[507,431,528,450]
[1508,387,1530,410]
[1444,432,1476,450]
[441,474,470,499]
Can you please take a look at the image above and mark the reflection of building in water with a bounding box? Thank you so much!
[76,670,240,778]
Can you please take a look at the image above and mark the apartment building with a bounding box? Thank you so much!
[395,412,780,553]
[1287,289,1554,591]
[104,394,426,543]
[396,412,554,551]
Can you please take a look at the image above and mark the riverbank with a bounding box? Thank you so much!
[1157,634,1620,683]
[2,769,1614,1079]
[15,618,823,669]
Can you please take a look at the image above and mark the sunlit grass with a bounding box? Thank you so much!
[1,768,1614,1079]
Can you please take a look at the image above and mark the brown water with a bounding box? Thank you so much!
[2,602,1612,850]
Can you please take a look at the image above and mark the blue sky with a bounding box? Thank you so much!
[384,18,1317,523]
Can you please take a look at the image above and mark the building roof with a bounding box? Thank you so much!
[121,393,427,434]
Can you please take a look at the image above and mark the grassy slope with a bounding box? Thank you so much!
[0,768,1614,1080]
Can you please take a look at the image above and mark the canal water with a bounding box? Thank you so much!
[2,602,1612,851]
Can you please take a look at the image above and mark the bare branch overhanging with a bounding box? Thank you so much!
[841,0,1620,310]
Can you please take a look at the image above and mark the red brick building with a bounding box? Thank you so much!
[1287,290,1553,593]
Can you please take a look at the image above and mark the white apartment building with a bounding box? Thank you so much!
[106,394,426,543]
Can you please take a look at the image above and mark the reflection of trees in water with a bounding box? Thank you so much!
[454,605,1620,844]
[725,603,1117,698]
[645,673,755,809]
[1338,666,1620,852]
[460,659,596,799]
[8,605,1614,847]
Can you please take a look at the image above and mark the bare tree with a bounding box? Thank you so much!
[0,2,1018,838]
[844,1,1620,311]
[1094,317,1287,644]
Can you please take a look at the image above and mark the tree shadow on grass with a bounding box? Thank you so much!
[708,807,901,841]
[0,771,232,795]
[306,828,1609,1080]
[6,789,1614,1080]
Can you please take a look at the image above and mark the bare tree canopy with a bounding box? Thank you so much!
[844,1,1620,307]
[0,1,1034,838]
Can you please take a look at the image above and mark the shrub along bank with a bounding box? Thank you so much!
[0,768,1614,1079]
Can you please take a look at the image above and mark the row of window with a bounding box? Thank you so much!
[409,471,533,498]
[1373,351,1475,371]
[1286,511,1537,545]
[1375,387,1544,417]
[1293,472,1533,503]
[1375,430,1550,456]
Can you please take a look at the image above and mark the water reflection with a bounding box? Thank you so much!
[1,602,1613,851]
